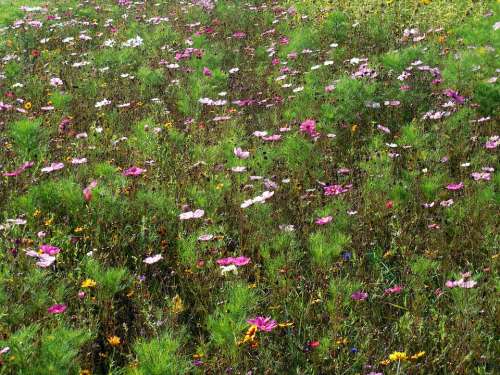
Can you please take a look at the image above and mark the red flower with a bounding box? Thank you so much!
[385,200,394,209]
[31,50,40,58]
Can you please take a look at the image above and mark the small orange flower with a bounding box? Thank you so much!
[107,335,121,346]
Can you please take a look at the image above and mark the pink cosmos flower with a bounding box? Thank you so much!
[247,316,277,332]
[377,124,391,134]
[262,134,281,142]
[2,161,34,177]
[232,31,246,39]
[26,251,55,267]
[216,256,251,267]
[440,199,454,207]
[83,180,98,202]
[179,209,205,220]
[471,172,491,181]
[445,272,477,289]
[198,234,214,241]
[202,67,212,76]
[71,157,87,165]
[40,244,60,256]
[446,182,464,191]
[384,285,404,295]
[351,291,368,301]
[143,254,163,264]
[443,89,465,104]
[122,166,146,176]
[300,119,320,138]
[234,147,250,159]
[324,184,352,196]
[485,135,499,149]
[315,216,333,225]
[47,303,67,314]
[41,162,64,173]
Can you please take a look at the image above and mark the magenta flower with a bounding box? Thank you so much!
[2,161,34,177]
[384,285,404,295]
[47,303,67,314]
[315,216,333,225]
[300,119,320,138]
[247,316,277,332]
[324,184,352,196]
[216,256,251,267]
[122,166,146,176]
[351,291,368,301]
[40,244,61,256]
[202,67,212,76]
[446,182,464,191]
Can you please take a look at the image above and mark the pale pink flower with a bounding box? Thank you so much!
[384,285,404,295]
[234,147,250,159]
[143,254,163,264]
[41,162,64,173]
[179,209,205,220]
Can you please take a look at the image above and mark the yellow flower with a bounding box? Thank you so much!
[24,102,32,110]
[389,351,408,362]
[79,370,91,375]
[238,324,258,345]
[420,0,431,4]
[351,124,358,133]
[44,217,53,226]
[336,337,348,345]
[107,335,121,346]
[164,121,173,129]
[81,279,97,288]
[171,294,184,314]
[410,351,426,360]
[33,209,41,218]
[74,226,84,233]
[380,359,391,366]
[278,322,294,328]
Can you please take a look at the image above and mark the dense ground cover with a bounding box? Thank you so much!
[0,0,498,374]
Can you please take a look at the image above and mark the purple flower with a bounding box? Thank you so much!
[351,291,368,301]
[485,135,499,149]
[83,180,98,202]
[246,316,277,332]
[202,67,212,76]
[47,303,67,314]
[443,89,465,104]
[122,166,146,176]
[26,251,55,268]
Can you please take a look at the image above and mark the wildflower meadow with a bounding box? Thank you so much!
[0,0,498,374]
